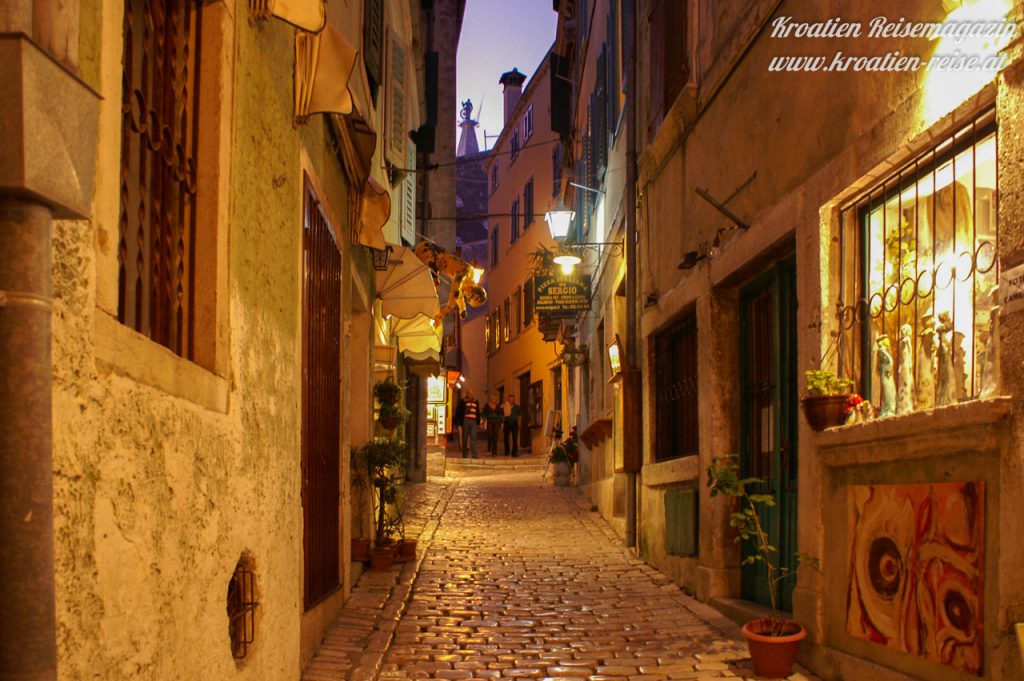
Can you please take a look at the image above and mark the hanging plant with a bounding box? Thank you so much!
[373,377,402,406]
[560,344,588,367]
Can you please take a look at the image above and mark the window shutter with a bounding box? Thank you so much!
[401,143,416,244]
[550,53,572,135]
[387,36,407,165]
[609,0,620,128]
[363,0,383,95]
[595,44,608,176]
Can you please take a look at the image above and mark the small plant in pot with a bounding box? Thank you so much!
[707,454,813,678]
[378,403,410,430]
[547,428,578,487]
[801,369,854,431]
[359,437,408,570]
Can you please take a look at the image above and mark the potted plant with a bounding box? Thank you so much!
[548,428,578,487]
[378,403,409,430]
[373,377,402,406]
[801,369,854,431]
[707,454,809,678]
[359,437,407,551]
[349,445,373,562]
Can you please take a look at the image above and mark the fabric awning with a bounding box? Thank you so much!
[357,176,390,250]
[295,25,357,118]
[390,315,442,355]
[249,0,325,33]
[375,246,440,321]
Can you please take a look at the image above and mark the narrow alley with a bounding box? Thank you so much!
[304,461,817,681]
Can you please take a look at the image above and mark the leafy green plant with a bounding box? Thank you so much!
[528,244,557,272]
[804,369,854,397]
[707,454,816,636]
[374,377,402,406]
[379,403,410,422]
[358,438,408,542]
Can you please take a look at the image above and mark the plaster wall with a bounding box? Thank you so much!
[484,53,564,454]
[631,0,1024,679]
[50,2,375,678]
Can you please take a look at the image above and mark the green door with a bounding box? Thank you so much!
[739,258,798,611]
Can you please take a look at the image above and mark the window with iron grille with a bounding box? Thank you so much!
[524,180,534,227]
[654,314,698,462]
[511,197,521,242]
[523,278,535,327]
[227,557,259,661]
[836,111,999,413]
[118,0,203,360]
[510,129,521,161]
[490,224,500,266]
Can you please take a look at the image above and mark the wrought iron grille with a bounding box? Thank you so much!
[227,561,258,660]
[118,0,202,358]
[837,111,999,412]
[301,178,342,610]
[654,314,698,462]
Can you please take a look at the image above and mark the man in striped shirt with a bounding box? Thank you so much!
[459,389,480,458]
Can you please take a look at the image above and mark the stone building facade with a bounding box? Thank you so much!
[554,0,1024,679]
[1,0,438,678]
[481,57,568,455]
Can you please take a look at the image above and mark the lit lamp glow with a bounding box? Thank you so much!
[607,334,624,381]
[470,266,485,284]
[552,249,582,275]
[545,207,574,240]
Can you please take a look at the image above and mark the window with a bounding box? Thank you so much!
[490,224,500,266]
[363,0,383,101]
[654,314,698,462]
[552,144,563,197]
[552,366,563,418]
[513,287,522,335]
[491,164,499,195]
[510,197,521,243]
[485,313,493,354]
[837,111,999,413]
[524,105,534,139]
[647,0,688,138]
[495,311,503,351]
[523,179,534,227]
[594,320,605,410]
[118,0,203,360]
[523,278,535,327]
[594,44,609,177]
[510,129,521,161]
[503,298,512,342]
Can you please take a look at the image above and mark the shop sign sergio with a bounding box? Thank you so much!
[534,272,592,317]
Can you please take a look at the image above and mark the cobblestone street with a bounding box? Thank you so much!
[304,465,818,681]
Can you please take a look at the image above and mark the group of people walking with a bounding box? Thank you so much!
[453,389,523,458]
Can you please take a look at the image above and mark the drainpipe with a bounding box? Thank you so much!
[0,2,98,678]
[622,0,640,549]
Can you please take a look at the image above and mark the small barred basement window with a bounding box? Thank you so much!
[227,556,259,662]
[837,110,998,414]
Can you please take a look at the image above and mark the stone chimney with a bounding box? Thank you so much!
[499,68,527,126]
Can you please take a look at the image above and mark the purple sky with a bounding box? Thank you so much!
[457,0,557,150]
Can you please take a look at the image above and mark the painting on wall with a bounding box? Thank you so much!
[847,481,985,675]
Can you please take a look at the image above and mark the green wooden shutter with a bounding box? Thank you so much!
[664,488,698,557]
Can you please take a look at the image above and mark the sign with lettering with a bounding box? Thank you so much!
[999,263,1024,316]
[533,272,592,317]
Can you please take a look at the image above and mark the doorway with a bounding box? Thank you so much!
[518,372,531,449]
[738,258,798,611]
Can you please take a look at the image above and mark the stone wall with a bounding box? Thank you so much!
[50,2,373,678]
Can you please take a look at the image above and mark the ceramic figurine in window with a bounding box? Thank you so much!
[980,288,1000,398]
[916,314,936,409]
[896,324,915,415]
[857,399,875,423]
[953,330,967,401]
[935,312,956,407]
[876,334,896,417]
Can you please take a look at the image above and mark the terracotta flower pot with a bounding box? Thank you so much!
[741,619,806,678]
[800,395,848,431]
[369,546,395,571]
[394,538,417,563]
[351,537,371,562]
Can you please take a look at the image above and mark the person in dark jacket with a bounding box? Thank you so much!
[482,393,503,457]
[457,389,480,458]
[502,395,522,456]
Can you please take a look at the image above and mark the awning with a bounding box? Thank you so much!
[295,25,356,118]
[357,176,390,250]
[375,246,440,321]
[390,315,442,355]
[249,0,325,33]
[404,348,442,377]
